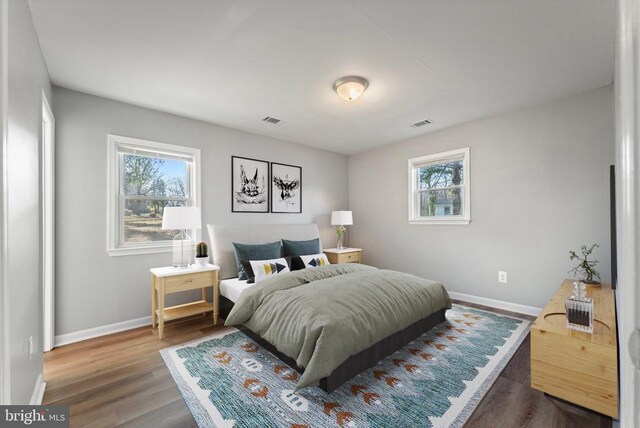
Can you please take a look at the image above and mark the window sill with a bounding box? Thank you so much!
[106,245,173,257]
[409,218,471,225]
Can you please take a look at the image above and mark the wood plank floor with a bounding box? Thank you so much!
[43,302,612,428]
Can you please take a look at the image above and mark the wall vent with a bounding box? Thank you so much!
[411,119,432,128]
[262,116,282,125]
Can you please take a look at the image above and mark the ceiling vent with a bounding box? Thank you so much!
[411,119,433,128]
[262,116,282,125]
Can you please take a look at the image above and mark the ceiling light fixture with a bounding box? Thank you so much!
[333,76,369,101]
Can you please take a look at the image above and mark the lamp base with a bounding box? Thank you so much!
[173,230,192,267]
[336,225,346,250]
[172,263,191,268]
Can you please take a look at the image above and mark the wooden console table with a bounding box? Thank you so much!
[531,279,618,418]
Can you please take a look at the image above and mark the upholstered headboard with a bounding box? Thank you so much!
[207,223,322,279]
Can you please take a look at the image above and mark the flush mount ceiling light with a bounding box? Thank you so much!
[333,76,369,101]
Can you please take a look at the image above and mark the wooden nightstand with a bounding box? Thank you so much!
[150,264,220,340]
[323,248,362,264]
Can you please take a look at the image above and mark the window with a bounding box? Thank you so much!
[408,148,470,225]
[107,135,201,256]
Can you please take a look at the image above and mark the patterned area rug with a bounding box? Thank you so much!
[161,304,530,428]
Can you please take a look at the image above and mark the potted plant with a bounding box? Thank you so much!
[569,243,601,284]
[195,241,209,267]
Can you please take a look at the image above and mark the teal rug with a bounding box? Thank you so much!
[161,304,530,428]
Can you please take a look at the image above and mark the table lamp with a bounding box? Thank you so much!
[331,210,353,250]
[162,207,202,267]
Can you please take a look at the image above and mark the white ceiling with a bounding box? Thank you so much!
[28,0,614,155]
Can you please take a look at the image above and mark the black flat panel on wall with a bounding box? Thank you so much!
[610,165,617,290]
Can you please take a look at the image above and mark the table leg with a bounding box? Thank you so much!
[151,274,157,328]
[158,280,165,340]
[213,275,219,325]
[200,287,207,318]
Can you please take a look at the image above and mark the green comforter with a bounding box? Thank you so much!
[225,264,451,390]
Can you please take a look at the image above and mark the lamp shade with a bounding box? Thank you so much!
[331,210,353,226]
[162,207,201,230]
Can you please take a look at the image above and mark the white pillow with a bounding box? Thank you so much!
[298,253,331,269]
[249,258,291,283]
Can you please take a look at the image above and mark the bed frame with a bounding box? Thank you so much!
[207,223,448,393]
[239,308,446,393]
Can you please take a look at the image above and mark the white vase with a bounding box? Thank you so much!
[195,257,208,267]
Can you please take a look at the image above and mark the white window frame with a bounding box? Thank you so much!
[106,134,201,256]
[408,147,471,225]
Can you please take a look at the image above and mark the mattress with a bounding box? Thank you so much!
[219,277,254,303]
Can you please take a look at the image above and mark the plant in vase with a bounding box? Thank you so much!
[569,243,601,284]
[195,241,209,266]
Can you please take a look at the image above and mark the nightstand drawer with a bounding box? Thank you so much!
[339,252,361,263]
[325,250,362,264]
[162,271,213,293]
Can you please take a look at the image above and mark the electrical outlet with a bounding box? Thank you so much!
[498,271,508,283]
[28,336,34,360]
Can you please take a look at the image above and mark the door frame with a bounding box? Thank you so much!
[0,0,8,405]
[41,90,55,352]
[615,0,639,425]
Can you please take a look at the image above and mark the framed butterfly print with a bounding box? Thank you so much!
[271,162,302,213]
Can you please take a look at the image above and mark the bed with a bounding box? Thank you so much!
[208,223,451,393]
[219,277,252,303]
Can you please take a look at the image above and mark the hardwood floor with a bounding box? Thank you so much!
[43,303,612,428]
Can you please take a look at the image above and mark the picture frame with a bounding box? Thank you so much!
[271,162,302,213]
[231,156,269,213]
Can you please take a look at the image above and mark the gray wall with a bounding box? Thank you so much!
[53,87,349,336]
[3,0,51,404]
[349,86,614,309]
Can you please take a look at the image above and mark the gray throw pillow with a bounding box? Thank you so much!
[232,241,282,280]
[282,238,320,257]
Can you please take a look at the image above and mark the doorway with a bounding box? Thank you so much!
[616,0,639,425]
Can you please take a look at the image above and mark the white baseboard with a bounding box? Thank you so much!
[448,291,542,317]
[29,374,45,405]
[55,316,151,347]
[53,294,538,348]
